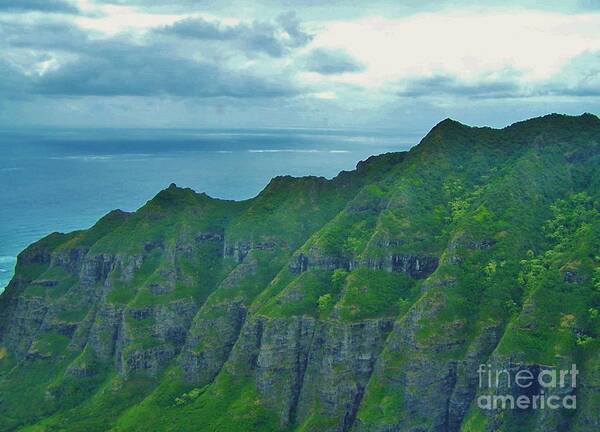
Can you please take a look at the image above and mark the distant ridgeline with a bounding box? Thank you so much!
[0,114,599,431]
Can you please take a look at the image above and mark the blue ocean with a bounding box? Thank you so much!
[0,128,421,290]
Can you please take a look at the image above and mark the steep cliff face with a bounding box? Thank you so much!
[0,114,599,432]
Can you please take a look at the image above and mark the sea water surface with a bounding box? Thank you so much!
[0,127,422,291]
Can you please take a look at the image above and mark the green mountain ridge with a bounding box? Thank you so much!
[0,113,598,431]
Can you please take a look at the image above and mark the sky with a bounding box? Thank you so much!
[1,0,600,130]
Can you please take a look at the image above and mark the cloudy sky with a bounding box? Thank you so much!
[1,0,600,130]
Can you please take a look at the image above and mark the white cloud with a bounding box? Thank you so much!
[311,91,337,99]
[74,3,184,34]
[308,11,600,89]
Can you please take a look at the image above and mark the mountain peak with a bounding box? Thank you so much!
[414,117,474,152]
[505,112,600,131]
[438,117,464,126]
[431,117,469,131]
[141,183,213,213]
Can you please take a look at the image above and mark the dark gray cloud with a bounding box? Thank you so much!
[0,0,79,14]
[542,78,600,97]
[276,12,312,47]
[159,12,312,57]
[35,51,297,98]
[0,15,306,99]
[304,48,364,75]
[159,17,235,40]
[0,20,90,51]
[398,75,523,99]
[398,72,600,100]
[0,20,298,99]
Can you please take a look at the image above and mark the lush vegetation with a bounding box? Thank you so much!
[0,114,598,431]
